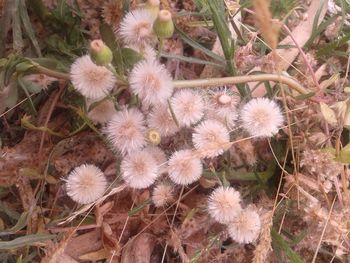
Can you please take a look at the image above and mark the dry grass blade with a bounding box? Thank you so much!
[252,0,280,50]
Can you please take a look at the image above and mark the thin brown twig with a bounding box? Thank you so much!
[120,185,198,251]
[161,186,185,263]
[38,83,65,158]
[312,196,337,263]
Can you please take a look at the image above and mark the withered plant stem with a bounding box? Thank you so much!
[173,74,309,94]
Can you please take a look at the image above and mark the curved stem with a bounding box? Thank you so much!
[173,74,309,94]
[33,64,308,95]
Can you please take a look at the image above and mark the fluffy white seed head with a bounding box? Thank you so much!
[65,164,107,205]
[129,60,173,105]
[192,120,230,158]
[119,9,156,47]
[206,88,239,129]
[207,186,242,224]
[240,97,284,138]
[105,108,146,155]
[144,146,167,166]
[171,89,205,127]
[120,149,159,189]
[152,182,174,207]
[227,208,261,244]
[148,105,179,137]
[70,55,116,99]
[87,99,116,124]
[143,146,167,174]
[168,149,203,185]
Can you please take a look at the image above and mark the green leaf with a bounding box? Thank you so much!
[0,234,56,250]
[160,52,225,67]
[100,23,125,74]
[295,92,316,100]
[334,150,350,163]
[271,229,304,263]
[175,26,226,64]
[305,15,338,49]
[17,78,37,114]
[30,58,61,69]
[128,199,151,217]
[16,61,34,73]
[0,212,28,236]
[121,48,143,69]
[18,167,58,184]
[317,33,350,58]
[207,0,235,74]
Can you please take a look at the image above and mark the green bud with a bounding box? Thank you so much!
[145,0,160,19]
[89,40,113,66]
[152,10,174,39]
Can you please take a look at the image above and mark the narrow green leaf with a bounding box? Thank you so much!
[19,0,42,57]
[16,61,34,73]
[311,0,325,38]
[295,92,316,100]
[271,229,304,263]
[0,234,56,250]
[17,78,37,114]
[305,15,338,49]
[175,26,226,63]
[100,23,125,74]
[128,199,151,217]
[208,0,235,74]
[121,48,142,69]
[0,212,28,236]
[13,0,24,54]
[160,52,225,68]
[0,202,21,221]
[317,33,350,58]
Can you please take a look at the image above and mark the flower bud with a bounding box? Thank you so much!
[145,0,160,19]
[89,40,113,66]
[152,10,174,39]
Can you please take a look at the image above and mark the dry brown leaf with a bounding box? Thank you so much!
[79,248,113,262]
[121,233,158,263]
[65,229,103,260]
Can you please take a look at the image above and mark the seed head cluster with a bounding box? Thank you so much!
[63,4,285,247]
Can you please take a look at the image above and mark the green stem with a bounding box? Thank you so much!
[34,64,70,80]
[173,74,309,95]
[157,38,164,59]
[33,64,308,95]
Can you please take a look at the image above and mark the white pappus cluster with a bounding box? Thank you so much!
[63,2,286,247]
[208,186,261,244]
